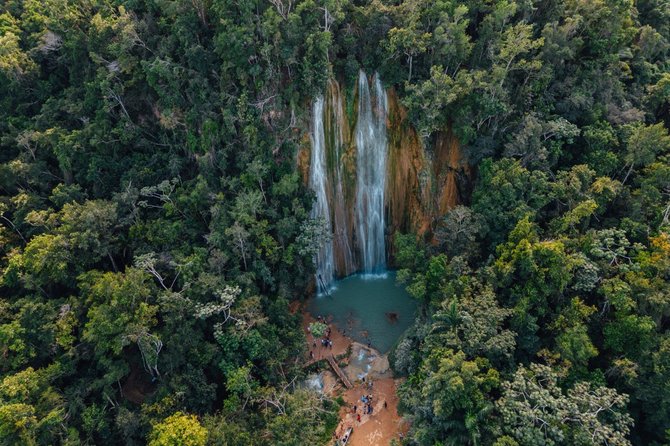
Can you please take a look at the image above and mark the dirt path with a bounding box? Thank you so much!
[335,377,407,446]
[299,304,407,445]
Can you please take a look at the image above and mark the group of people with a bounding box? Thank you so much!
[361,394,374,416]
[308,316,335,360]
[352,392,382,422]
[320,317,335,349]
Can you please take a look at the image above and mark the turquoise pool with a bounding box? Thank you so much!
[307,272,417,353]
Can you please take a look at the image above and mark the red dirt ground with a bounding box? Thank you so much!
[335,377,408,446]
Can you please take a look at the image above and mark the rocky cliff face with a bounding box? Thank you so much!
[298,74,471,279]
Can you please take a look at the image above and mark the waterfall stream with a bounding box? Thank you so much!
[309,96,335,293]
[327,81,356,276]
[355,71,388,274]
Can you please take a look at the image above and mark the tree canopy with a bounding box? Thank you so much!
[1,0,669,444]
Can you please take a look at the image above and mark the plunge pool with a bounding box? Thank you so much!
[307,272,417,353]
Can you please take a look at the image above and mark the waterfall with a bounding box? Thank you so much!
[309,96,335,293]
[326,81,356,276]
[308,71,390,288]
[355,71,388,274]
[305,71,463,290]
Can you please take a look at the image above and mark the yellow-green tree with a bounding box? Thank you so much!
[148,412,207,446]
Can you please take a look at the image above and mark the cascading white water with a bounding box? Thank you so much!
[355,71,388,274]
[309,96,335,293]
[328,83,356,275]
[309,72,389,287]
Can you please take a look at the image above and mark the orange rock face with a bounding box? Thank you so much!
[297,132,311,186]
[434,128,465,218]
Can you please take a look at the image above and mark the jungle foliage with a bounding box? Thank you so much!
[0,0,669,445]
[390,0,670,443]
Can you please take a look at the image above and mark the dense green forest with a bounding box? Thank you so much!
[1,0,669,445]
